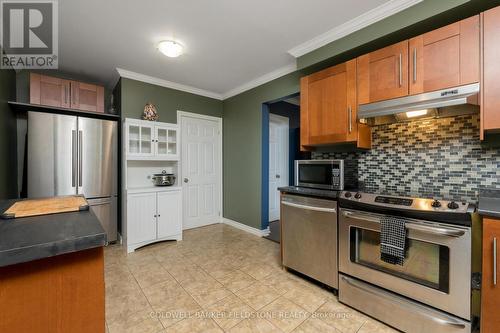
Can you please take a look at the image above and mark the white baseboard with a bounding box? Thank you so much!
[222,218,270,237]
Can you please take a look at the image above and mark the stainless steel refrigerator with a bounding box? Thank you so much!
[27,112,118,242]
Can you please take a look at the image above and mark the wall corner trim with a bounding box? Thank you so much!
[288,0,424,58]
[116,68,223,100]
[222,218,271,237]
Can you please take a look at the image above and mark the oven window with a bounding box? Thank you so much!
[350,227,450,293]
[299,165,333,185]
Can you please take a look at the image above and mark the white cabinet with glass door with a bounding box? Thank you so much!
[125,118,179,160]
[125,120,155,158]
[155,123,179,160]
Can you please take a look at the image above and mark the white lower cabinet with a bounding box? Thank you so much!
[125,188,182,253]
[157,191,182,239]
[127,192,157,246]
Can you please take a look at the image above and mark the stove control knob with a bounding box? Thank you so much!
[344,192,352,198]
[447,201,459,210]
[354,193,362,199]
[431,200,442,208]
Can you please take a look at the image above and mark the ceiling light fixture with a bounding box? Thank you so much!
[406,110,428,118]
[157,40,184,58]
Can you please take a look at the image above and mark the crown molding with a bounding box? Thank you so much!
[117,62,297,101]
[116,68,223,100]
[288,0,423,58]
[222,62,297,99]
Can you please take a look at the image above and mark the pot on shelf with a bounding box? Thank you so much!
[152,170,176,186]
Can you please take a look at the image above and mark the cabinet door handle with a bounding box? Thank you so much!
[413,48,417,84]
[398,53,403,87]
[494,237,497,286]
[64,85,68,104]
[348,106,352,133]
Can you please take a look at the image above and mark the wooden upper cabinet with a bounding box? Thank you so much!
[301,59,371,149]
[481,218,500,333]
[409,16,480,95]
[482,7,500,137]
[357,40,409,105]
[30,73,105,113]
[70,81,105,112]
[30,73,71,108]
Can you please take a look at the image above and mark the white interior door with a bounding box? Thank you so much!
[180,113,222,230]
[269,114,289,222]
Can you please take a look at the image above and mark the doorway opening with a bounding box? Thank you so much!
[261,93,310,243]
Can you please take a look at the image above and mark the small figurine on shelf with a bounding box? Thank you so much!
[143,102,159,121]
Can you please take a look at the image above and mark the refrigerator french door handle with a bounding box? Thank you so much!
[78,130,83,187]
[72,130,77,187]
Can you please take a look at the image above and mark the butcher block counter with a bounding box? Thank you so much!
[0,198,107,333]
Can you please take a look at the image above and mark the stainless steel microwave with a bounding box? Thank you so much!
[295,159,358,190]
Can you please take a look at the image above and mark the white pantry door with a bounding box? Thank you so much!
[269,114,289,222]
[180,113,222,230]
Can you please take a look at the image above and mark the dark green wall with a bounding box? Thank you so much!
[223,73,302,229]
[222,0,500,230]
[0,68,18,199]
[120,78,223,122]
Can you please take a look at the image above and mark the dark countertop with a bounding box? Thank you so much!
[0,199,107,268]
[478,189,500,219]
[278,186,339,200]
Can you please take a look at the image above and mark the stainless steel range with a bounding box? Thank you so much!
[338,191,475,333]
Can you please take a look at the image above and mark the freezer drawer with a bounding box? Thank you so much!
[88,197,117,243]
[339,274,471,333]
[281,194,338,288]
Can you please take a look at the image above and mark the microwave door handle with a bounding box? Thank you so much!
[342,210,466,237]
[282,201,336,213]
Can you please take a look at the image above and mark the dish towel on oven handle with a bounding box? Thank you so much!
[380,215,407,266]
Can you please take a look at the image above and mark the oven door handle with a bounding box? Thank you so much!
[282,201,336,213]
[342,210,466,237]
[341,276,467,329]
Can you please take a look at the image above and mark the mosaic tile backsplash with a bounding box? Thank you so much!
[312,114,500,203]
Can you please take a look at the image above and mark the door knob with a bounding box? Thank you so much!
[276,175,281,179]
[184,178,189,183]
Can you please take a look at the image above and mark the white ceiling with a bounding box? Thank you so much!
[58,0,419,98]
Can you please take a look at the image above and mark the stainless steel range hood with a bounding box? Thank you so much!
[358,83,480,121]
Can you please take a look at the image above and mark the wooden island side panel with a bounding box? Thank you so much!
[0,247,105,333]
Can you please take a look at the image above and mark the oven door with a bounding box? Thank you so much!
[339,208,471,320]
[295,160,342,190]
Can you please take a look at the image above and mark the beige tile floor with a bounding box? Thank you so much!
[104,223,397,333]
